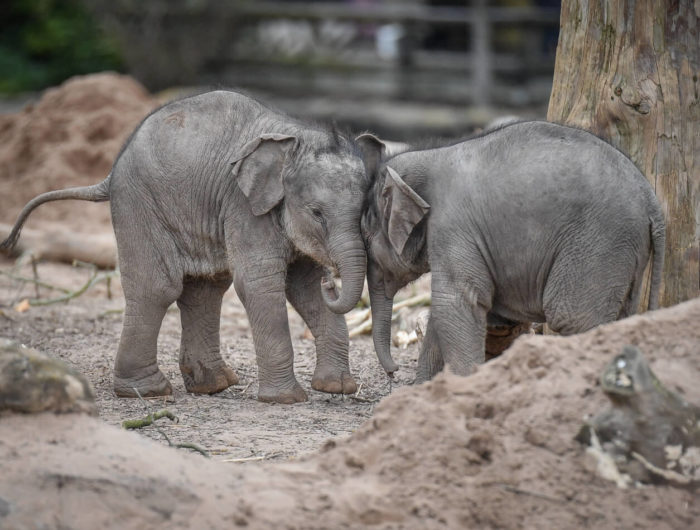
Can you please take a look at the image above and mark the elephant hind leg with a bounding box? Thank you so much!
[617,254,650,319]
[177,276,239,394]
[112,220,188,397]
[543,254,634,335]
[113,289,180,398]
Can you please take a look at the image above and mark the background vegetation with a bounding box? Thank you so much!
[0,0,123,93]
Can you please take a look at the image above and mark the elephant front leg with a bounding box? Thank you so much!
[286,258,357,395]
[430,272,489,377]
[415,315,444,384]
[177,277,239,394]
[234,261,307,404]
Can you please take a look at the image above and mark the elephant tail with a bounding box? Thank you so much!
[647,209,666,311]
[0,174,112,253]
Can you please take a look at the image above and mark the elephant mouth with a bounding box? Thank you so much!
[321,267,342,297]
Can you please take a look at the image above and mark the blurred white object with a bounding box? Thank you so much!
[376,24,404,60]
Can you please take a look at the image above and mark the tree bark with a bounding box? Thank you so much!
[547,0,699,307]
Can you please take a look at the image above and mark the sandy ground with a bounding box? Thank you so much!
[0,258,421,459]
[0,262,698,529]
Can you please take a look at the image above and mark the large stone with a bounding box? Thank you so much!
[0,338,96,415]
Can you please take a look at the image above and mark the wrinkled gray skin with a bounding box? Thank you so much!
[360,121,666,382]
[2,90,381,403]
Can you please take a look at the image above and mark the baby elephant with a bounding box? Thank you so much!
[359,121,665,382]
[2,90,379,403]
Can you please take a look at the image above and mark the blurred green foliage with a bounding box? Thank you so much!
[0,0,123,93]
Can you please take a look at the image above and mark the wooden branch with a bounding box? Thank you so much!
[631,451,694,486]
[124,386,210,457]
[155,427,210,458]
[0,270,72,294]
[122,409,177,430]
[0,223,117,269]
[347,294,428,338]
[26,267,119,307]
[349,316,373,338]
[392,293,431,311]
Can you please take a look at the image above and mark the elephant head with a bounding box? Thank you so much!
[232,130,378,314]
[359,137,431,374]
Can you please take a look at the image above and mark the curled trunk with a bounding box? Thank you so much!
[321,238,367,314]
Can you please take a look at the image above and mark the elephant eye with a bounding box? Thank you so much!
[310,207,324,221]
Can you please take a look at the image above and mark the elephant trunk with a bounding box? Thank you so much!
[321,236,367,315]
[367,261,398,375]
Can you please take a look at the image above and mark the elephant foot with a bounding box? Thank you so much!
[414,369,433,385]
[180,360,239,394]
[311,365,357,394]
[485,322,531,361]
[113,368,172,398]
[257,381,308,404]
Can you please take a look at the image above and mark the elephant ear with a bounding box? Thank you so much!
[232,133,297,216]
[355,133,386,176]
[382,166,430,256]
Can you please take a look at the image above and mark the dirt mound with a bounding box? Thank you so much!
[1,298,697,529]
[312,299,700,528]
[0,73,158,233]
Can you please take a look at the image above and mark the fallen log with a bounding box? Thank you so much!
[0,223,116,268]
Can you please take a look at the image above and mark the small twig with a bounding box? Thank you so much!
[29,269,119,306]
[349,316,373,338]
[2,260,120,307]
[355,382,363,397]
[0,270,72,294]
[348,308,399,338]
[238,381,253,394]
[132,386,149,409]
[12,250,36,272]
[155,427,210,458]
[30,255,40,299]
[171,441,210,457]
[349,395,376,404]
[392,293,431,311]
[631,451,694,485]
[8,273,28,307]
[98,308,124,318]
[125,387,209,457]
[500,484,568,504]
[122,409,177,429]
[346,308,371,328]
[222,452,283,463]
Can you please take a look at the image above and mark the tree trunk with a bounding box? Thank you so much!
[547,0,699,307]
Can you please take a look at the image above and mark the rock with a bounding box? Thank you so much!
[576,345,700,486]
[0,338,96,415]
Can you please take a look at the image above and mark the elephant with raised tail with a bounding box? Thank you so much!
[1,90,382,403]
[359,121,665,382]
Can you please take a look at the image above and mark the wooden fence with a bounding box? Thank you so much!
[97,1,561,108]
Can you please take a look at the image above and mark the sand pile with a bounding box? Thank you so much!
[1,298,697,529]
[0,72,157,233]
[310,298,699,528]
